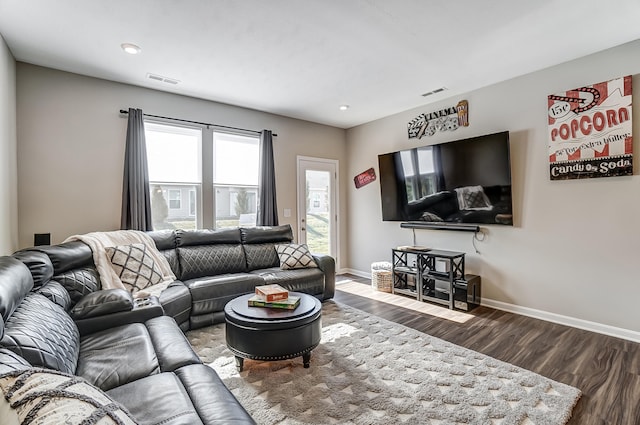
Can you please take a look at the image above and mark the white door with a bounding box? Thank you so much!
[297,157,338,264]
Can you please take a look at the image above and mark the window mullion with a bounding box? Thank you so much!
[201,126,215,229]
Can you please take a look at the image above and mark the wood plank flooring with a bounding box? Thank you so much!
[333,274,640,425]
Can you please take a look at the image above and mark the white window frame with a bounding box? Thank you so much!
[189,190,196,216]
[212,131,260,228]
[145,121,203,229]
[145,120,260,230]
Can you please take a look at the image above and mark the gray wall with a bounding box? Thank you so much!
[16,64,347,268]
[346,39,640,335]
[0,35,17,255]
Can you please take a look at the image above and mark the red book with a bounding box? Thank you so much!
[255,284,289,302]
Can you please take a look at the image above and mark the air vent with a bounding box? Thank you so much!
[421,87,447,97]
[146,73,180,85]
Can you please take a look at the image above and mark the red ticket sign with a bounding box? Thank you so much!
[354,168,376,189]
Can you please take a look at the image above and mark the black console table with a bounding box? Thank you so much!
[391,247,480,311]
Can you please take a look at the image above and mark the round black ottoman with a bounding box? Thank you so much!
[224,292,322,371]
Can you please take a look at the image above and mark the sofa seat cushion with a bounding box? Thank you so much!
[174,364,256,424]
[107,372,204,425]
[145,316,201,372]
[76,323,160,391]
[108,366,255,425]
[184,273,264,316]
[1,293,79,375]
[249,267,325,295]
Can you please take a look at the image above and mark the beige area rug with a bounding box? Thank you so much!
[187,301,580,425]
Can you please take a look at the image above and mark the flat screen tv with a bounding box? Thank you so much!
[378,131,513,226]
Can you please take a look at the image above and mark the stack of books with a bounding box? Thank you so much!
[248,284,300,310]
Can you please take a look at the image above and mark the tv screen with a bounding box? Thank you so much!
[378,131,513,226]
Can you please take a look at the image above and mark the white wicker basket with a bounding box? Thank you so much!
[371,262,392,292]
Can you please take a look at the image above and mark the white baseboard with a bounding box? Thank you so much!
[338,268,369,278]
[481,298,640,343]
[339,268,640,343]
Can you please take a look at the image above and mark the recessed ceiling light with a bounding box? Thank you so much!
[121,43,141,55]
[339,105,349,111]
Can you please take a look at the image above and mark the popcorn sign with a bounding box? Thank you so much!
[548,76,632,180]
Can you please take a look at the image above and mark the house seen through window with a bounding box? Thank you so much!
[145,121,259,231]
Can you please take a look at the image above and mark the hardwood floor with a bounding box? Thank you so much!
[333,274,640,425]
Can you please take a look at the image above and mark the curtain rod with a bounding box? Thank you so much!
[119,109,277,137]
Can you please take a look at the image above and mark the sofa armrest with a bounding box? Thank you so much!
[73,290,164,336]
[71,289,134,319]
[312,254,335,300]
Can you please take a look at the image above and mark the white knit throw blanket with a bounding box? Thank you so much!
[64,230,176,297]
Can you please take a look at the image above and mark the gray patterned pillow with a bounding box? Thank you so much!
[275,243,318,270]
[455,185,493,211]
[105,244,163,294]
[0,368,138,424]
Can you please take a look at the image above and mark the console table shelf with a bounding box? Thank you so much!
[391,247,479,311]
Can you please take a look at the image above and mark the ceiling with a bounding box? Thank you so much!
[1,0,640,129]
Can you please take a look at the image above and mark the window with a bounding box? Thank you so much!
[145,122,259,231]
[213,132,259,229]
[145,122,201,230]
[168,190,181,209]
[400,146,438,202]
[189,190,196,216]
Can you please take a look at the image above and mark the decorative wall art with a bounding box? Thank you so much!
[407,100,469,139]
[547,75,632,180]
[354,168,376,189]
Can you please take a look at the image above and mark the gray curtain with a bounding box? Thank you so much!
[257,130,279,226]
[121,108,153,230]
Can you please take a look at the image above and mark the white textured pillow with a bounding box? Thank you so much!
[0,369,138,424]
[105,243,163,294]
[276,243,318,270]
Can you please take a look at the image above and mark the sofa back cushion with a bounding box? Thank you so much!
[35,281,72,311]
[241,225,293,271]
[176,228,242,246]
[28,241,94,275]
[53,267,101,304]
[178,245,247,280]
[240,225,293,244]
[175,229,246,280]
[11,251,53,288]
[243,244,280,270]
[147,230,180,278]
[1,293,80,375]
[0,257,34,322]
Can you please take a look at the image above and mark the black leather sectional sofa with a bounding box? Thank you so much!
[0,224,335,424]
[151,225,335,330]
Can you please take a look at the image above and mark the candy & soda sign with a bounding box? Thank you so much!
[547,76,632,180]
